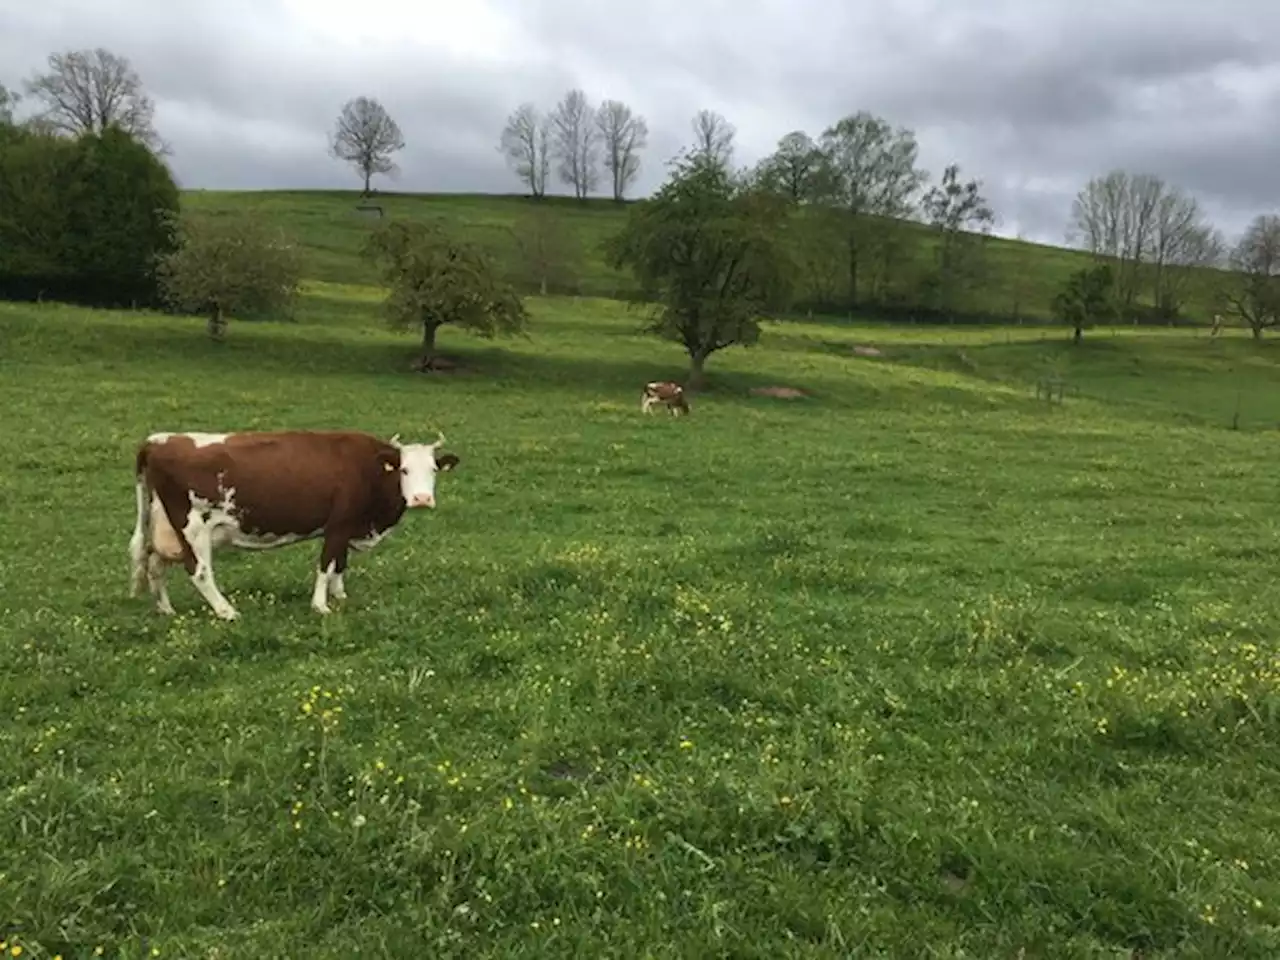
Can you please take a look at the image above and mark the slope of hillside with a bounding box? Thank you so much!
[181,189,1226,325]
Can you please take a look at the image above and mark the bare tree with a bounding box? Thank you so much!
[817,110,927,305]
[1071,170,1223,319]
[550,89,599,200]
[499,102,551,198]
[1223,214,1280,339]
[1149,188,1222,316]
[690,109,735,169]
[1068,170,1167,312]
[329,96,405,196]
[595,100,647,201]
[22,48,164,152]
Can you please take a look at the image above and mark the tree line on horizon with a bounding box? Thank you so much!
[4,45,1280,342]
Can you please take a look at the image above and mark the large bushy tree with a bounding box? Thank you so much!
[606,151,795,387]
[0,124,179,306]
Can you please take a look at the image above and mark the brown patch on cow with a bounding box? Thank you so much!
[750,385,808,399]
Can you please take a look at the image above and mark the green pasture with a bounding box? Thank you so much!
[1,286,1278,957]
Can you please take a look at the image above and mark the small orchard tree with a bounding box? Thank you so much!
[605,151,795,388]
[362,219,530,369]
[509,204,582,295]
[156,210,303,339]
[1051,263,1116,344]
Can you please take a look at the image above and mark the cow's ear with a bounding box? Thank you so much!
[377,450,399,473]
[436,453,460,472]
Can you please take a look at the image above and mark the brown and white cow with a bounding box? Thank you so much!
[127,429,459,620]
[641,380,690,416]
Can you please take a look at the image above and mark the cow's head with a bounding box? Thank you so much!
[384,431,459,509]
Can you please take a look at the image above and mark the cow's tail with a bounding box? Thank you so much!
[128,442,154,596]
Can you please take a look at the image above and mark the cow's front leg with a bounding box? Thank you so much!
[182,514,238,621]
[313,532,352,614]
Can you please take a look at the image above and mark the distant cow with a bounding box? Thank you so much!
[641,380,690,416]
[128,429,459,620]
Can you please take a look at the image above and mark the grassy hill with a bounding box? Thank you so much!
[181,189,1226,326]
[3,273,1280,955]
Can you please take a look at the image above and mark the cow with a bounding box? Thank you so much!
[127,429,459,621]
[641,380,690,416]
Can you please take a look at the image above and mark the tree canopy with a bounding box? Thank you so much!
[155,210,303,339]
[606,151,796,386]
[362,219,530,369]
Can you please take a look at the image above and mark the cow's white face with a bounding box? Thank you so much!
[389,434,458,509]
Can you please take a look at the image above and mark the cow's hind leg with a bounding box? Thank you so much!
[148,552,176,615]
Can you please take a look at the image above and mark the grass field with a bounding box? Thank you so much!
[179,189,1225,325]
[3,283,1280,958]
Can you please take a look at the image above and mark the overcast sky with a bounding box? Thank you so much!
[2,0,1277,245]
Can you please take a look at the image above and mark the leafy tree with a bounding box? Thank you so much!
[754,130,827,203]
[0,83,18,126]
[1222,214,1280,339]
[817,110,927,306]
[1051,263,1116,344]
[0,128,78,277]
[156,210,303,339]
[363,219,530,368]
[0,125,179,306]
[23,48,165,153]
[330,96,405,195]
[63,126,180,281]
[606,151,795,388]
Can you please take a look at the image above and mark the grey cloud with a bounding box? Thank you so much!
[3,0,1280,246]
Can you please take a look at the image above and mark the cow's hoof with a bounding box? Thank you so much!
[214,606,239,621]
[312,602,332,616]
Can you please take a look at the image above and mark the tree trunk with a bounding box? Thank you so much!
[1252,324,1263,341]
[847,235,860,308]
[207,306,226,340]
[422,321,441,364]
[1073,322,1083,345]
[688,351,709,391]
[539,275,548,296]
[363,168,371,196]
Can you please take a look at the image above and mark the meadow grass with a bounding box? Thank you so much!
[2,290,1280,957]
[180,189,1225,324]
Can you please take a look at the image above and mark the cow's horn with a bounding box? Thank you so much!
[389,433,402,447]
[432,430,446,448]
